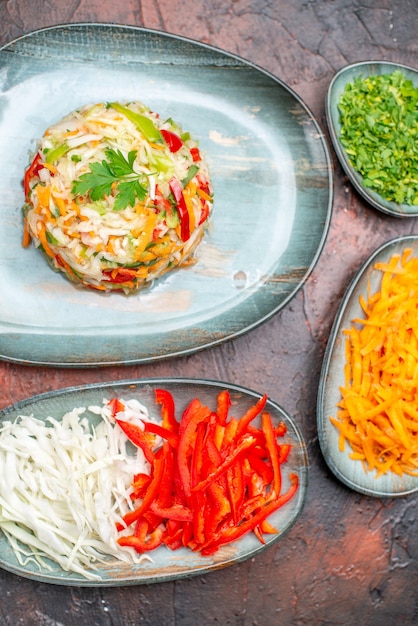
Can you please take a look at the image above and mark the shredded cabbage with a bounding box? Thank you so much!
[0,398,157,580]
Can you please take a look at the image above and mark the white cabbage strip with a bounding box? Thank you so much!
[0,398,154,580]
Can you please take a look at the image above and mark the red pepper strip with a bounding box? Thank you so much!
[143,510,162,532]
[155,388,178,433]
[177,403,211,501]
[190,147,201,162]
[178,398,203,437]
[181,521,194,548]
[24,152,43,199]
[198,199,210,225]
[220,417,238,451]
[260,519,278,534]
[169,177,190,242]
[253,525,266,545]
[216,389,231,426]
[191,435,256,493]
[118,446,167,529]
[190,422,207,545]
[235,395,268,439]
[201,473,299,554]
[117,527,164,553]
[115,419,155,465]
[134,518,148,541]
[161,129,183,153]
[240,494,267,519]
[227,461,245,524]
[261,412,281,497]
[143,421,179,449]
[102,268,137,284]
[130,473,152,499]
[107,397,125,417]
[278,443,291,464]
[150,502,193,522]
[275,422,288,437]
[154,444,174,508]
[247,453,274,485]
[203,428,223,468]
[164,521,184,550]
[205,480,231,538]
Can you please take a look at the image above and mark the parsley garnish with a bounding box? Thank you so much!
[72,148,148,211]
[338,70,418,205]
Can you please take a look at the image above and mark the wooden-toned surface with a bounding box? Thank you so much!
[0,1,417,624]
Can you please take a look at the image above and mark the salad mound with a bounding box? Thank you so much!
[22,101,213,294]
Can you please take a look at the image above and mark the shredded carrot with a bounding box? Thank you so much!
[36,222,55,258]
[197,187,212,202]
[183,182,196,233]
[36,184,52,210]
[330,248,418,477]
[22,220,31,248]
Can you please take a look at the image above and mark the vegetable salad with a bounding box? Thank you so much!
[22,101,213,293]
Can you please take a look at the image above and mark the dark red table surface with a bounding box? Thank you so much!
[0,1,417,624]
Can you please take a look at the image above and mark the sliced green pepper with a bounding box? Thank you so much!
[110,102,163,143]
[45,142,71,164]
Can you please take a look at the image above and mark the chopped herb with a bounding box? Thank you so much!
[338,70,418,205]
[72,148,148,211]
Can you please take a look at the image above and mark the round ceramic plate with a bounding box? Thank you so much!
[326,60,418,217]
[0,378,308,586]
[0,23,332,366]
[317,235,418,497]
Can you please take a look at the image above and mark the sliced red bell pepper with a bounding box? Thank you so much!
[153,444,174,509]
[278,443,291,464]
[143,421,179,448]
[102,268,137,284]
[201,473,299,554]
[114,388,299,558]
[24,152,43,199]
[190,147,201,162]
[275,422,288,438]
[192,435,256,493]
[247,453,274,485]
[161,129,183,153]
[169,177,190,242]
[130,473,152,500]
[107,397,126,417]
[164,523,184,550]
[198,199,210,225]
[216,390,231,426]
[118,446,167,529]
[150,502,193,522]
[115,419,155,465]
[177,402,211,501]
[117,526,164,553]
[190,422,207,545]
[154,389,178,433]
[227,461,245,524]
[235,394,268,438]
[261,411,282,497]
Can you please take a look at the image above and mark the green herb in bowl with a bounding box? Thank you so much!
[338,70,418,206]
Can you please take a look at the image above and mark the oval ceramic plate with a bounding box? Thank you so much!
[317,235,418,497]
[0,378,308,586]
[0,23,332,366]
[326,60,418,217]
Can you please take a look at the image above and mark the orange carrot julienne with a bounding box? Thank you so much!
[331,248,418,477]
